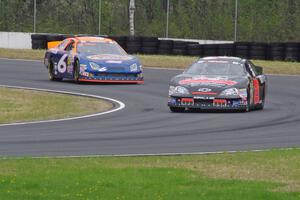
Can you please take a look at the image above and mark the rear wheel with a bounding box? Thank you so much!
[48,61,62,81]
[169,107,185,113]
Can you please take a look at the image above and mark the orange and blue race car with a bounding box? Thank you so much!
[44,36,144,83]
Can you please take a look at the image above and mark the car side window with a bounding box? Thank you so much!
[248,61,260,76]
[248,61,258,77]
[57,39,69,50]
[64,41,74,52]
[245,61,256,77]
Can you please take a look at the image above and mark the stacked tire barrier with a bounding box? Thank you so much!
[141,37,159,54]
[158,40,173,55]
[31,33,300,62]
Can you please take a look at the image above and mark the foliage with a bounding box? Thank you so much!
[0,0,299,42]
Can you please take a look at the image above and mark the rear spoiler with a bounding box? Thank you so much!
[47,41,62,49]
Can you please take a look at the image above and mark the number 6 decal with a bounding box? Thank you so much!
[57,54,68,73]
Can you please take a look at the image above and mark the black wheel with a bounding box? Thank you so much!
[48,61,62,81]
[255,99,265,110]
[74,60,80,83]
[169,107,185,113]
[243,87,251,112]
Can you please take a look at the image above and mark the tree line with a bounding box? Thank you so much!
[0,0,299,42]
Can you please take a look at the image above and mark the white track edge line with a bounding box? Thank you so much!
[0,85,125,127]
[0,57,42,62]
[0,147,298,159]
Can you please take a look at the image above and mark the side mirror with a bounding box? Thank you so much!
[254,66,263,75]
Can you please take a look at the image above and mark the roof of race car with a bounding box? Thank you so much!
[200,56,245,63]
[74,36,114,43]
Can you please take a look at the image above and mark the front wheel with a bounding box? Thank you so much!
[73,60,80,83]
[169,107,185,113]
[244,87,251,112]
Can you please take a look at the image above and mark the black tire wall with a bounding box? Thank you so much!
[31,34,299,62]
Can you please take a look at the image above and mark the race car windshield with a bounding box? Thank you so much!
[77,42,127,55]
[185,61,246,76]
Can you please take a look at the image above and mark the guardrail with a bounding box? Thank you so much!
[31,34,300,62]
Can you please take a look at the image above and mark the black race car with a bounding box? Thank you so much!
[168,57,267,112]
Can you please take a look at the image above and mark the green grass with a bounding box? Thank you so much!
[0,48,44,60]
[0,149,300,199]
[1,48,300,75]
[0,87,113,124]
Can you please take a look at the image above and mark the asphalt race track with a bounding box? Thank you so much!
[0,58,300,157]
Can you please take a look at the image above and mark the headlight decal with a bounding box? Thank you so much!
[90,62,100,70]
[220,88,247,98]
[169,86,175,95]
[220,88,239,96]
[90,62,107,72]
[169,86,190,95]
[130,63,138,72]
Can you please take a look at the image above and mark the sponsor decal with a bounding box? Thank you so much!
[192,91,217,95]
[67,57,71,66]
[179,78,237,86]
[194,96,214,100]
[106,60,122,64]
[81,72,89,76]
[80,66,86,72]
[192,87,216,95]
[87,55,132,61]
[232,100,240,107]
[198,88,212,92]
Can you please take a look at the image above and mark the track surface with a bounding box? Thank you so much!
[0,59,300,156]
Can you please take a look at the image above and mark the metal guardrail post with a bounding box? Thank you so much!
[234,0,238,41]
[98,0,101,35]
[33,0,36,33]
[166,0,170,38]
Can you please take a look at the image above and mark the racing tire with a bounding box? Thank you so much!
[48,61,62,81]
[141,47,157,54]
[74,60,80,83]
[243,87,251,112]
[255,100,265,110]
[169,107,185,113]
[158,49,172,55]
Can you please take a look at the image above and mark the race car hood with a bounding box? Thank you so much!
[78,54,141,73]
[170,74,249,95]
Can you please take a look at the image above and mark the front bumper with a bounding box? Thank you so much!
[79,72,144,83]
[168,96,247,110]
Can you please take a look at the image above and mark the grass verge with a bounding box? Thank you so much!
[0,87,113,124]
[0,149,299,199]
[0,48,300,75]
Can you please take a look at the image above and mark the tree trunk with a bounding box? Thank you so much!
[129,0,135,36]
